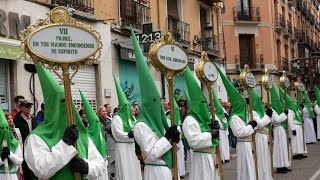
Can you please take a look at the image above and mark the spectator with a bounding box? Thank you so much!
[132,101,139,109]
[13,100,37,180]
[104,103,113,120]
[174,89,181,102]
[178,96,188,120]
[79,108,88,129]
[35,102,45,125]
[12,95,25,119]
[134,106,140,120]
[113,107,119,116]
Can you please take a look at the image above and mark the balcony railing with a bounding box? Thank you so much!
[287,21,293,34]
[233,6,261,22]
[294,27,300,39]
[167,16,190,45]
[282,57,289,71]
[200,28,218,54]
[234,54,264,69]
[302,1,307,15]
[288,0,295,7]
[119,0,151,30]
[300,31,306,42]
[297,0,302,10]
[52,0,94,14]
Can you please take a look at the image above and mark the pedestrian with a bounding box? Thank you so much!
[217,64,257,180]
[182,67,220,180]
[314,85,320,141]
[113,107,119,116]
[35,102,45,125]
[302,91,317,144]
[11,96,25,119]
[79,108,88,129]
[132,101,139,109]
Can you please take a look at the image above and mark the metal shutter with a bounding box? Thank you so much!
[51,65,97,110]
[0,60,9,111]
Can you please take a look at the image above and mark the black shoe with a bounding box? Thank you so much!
[283,167,292,172]
[299,154,307,159]
[293,155,302,160]
[225,160,230,163]
[276,168,287,173]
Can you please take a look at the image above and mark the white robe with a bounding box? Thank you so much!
[111,115,142,180]
[288,110,307,154]
[24,134,105,180]
[182,116,219,180]
[0,143,23,180]
[253,111,272,180]
[229,115,255,180]
[216,115,230,162]
[133,122,172,180]
[271,110,291,168]
[303,107,317,143]
[314,104,320,140]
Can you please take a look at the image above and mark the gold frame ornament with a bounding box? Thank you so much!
[195,52,219,84]
[262,69,273,90]
[280,71,291,89]
[294,78,305,92]
[239,64,256,88]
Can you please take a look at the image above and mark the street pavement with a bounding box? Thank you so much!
[185,142,320,180]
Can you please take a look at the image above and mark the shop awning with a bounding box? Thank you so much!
[0,39,24,60]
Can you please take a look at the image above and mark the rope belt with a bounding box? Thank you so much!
[144,163,167,167]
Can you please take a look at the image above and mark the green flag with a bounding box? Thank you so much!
[303,90,315,119]
[278,85,302,122]
[212,89,228,129]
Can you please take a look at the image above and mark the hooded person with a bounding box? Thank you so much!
[302,90,317,144]
[313,85,320,140]
[24,66,105,180]
[0,107,22,180]
[250,89,273,180]
[79,90,109,180]
[130,28,180,180]
[269,85,291,173]
[212,89,230,163]
[278,86,307,160]
[182,67,220,180]
[215,63,257,180]
[110,75,142,180]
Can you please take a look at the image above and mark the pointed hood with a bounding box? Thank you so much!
[278,85,302,122]
[303,90,315,119]
[214,63,247,123]
[113,74,136,132]
[251,89,265,118]
[184,89,191,110]
[315,85,320,107]
[80,90,107,158]
[184,67,219,147]
[131,28,172,168]
[212,89,228,129]
[33,66,88,180]
[270,85,287,129]
[296,90,302,105]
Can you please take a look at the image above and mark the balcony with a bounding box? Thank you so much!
[302,1,307,15]
[200,28,218,55]
[291,27,299,43]
[299,31,306,42]
[288,0,296,7]
[280,57,289,71]
[198,0,222,6]
[51,0,94,15]
[297,0,302,10]
[119,0,151,31]
[234,54,264,69]
[287,21,293,34]
[233,6,261,22]
[275,14,285,33]
[167,16,190,46]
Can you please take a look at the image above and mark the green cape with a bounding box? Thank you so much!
[303,90,315,119]
[214,63,247,124]
[113,75,136,132]
[80,90,107,158]
[183,67,219,147]
[212,89,228,129]
[270,85,287,129]
[131,28,172,168]
[33,66,88,180]
[0,107,19,170]
[278,85,302,122]
[315,85,320,107]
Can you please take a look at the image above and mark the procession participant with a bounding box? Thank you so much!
[0,107,23,180]
[212,89,230,163]
[215,63,257,180]
[24,66,105,179]
[270,86,291,173]
[314,85,320,140]
[183,90,192,175]
[130,28,180,180]
[111,75,142,180]
[80,90,109,180]
[251,89,273,179]
[182,67,220,180]
[301,91,317,144]
[278,86,307,160]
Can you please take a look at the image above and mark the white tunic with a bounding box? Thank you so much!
[314,104,320,140]
[302,107,317,143]
[271,110,290,168]
[182,116,219,180]
[288,110,307,154]
[0,144,23,180]
[111,115,142,180]
[24,134,105,180]
[133,122,172,180]
[229,115,255,180]
[252,111,272,180]
[216,115,230,162]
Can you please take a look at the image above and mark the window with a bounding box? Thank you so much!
[200,5,212,29]
[237,0,250,20]
[239,35,254,68]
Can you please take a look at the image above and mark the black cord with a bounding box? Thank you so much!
[29,73,38,117]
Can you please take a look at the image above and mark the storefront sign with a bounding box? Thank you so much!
[120,47,149,61]
[0,43,23,60]
[0,9,31,39]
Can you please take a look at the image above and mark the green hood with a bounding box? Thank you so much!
[131,28,172,168]
[184,89,191,110]
[303,90,315,119]
[251,89,265,118]
[214,63,247,123]
[212,89,228,129]
[315,85,320,107]
[80,90,107,158]
[114,74,136,132]
[33,66,88,180]
[183,67,219,147]
[270,85,287,129]
[0,107,19,170]
[278,85,302,122]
